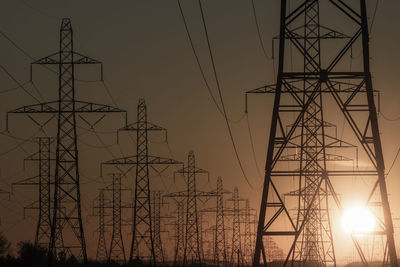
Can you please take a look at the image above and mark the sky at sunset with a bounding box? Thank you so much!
[0,0,400,264]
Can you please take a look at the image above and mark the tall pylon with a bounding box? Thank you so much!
[7,18,126,263]
[169,200,185,266]
[242,200,255,266]
[227,187,245,266]
[94,189,108,263]
[201,176,229,266]
[101,99,182,264]
[164,151,215,266]
[151,190,166,263]
[106,173,126,263]
[249,1,398,266]
[12,137,53,248]
[214,176,228,266]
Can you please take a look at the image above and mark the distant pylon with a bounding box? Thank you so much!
[107,173,126,263]
[164,151,215,266]
[95,189,108,263]
[12,137,53,248]
[201,176,229,266]
[242,200,255,265]
[214,177,228,266]
[174,201,185,265]
[7,18,126,263]
[151,190,165,263]
[228,187,245,266]
[101,99,181,264]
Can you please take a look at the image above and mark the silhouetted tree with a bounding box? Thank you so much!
[0,232,11,257]
[17,241,47,266]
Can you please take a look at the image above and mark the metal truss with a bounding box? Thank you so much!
[12,137,54,248]
[151,190,170,264]
[101,98,182,264]
[242,200,256,266]
[201,176,230,266]
[249,1,398,266]
[227,187,246,266]
[104,173,129,264]
[7,18,126,263]
[94,189,108,263]
[164,151,216,266]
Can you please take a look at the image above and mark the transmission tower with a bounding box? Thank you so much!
[201,176,230,266]
[94,189,108,263]
[7,18,126,263]
[242,199,255,266]
[248,1,398,266]
[12,137,54,248]
[166,200,185,266]
[227,187,245,266]
[105,173,129,264]
[101,98,181,264]
[214,177,228,266]
[151,190,170,263]
[164,151,216,266]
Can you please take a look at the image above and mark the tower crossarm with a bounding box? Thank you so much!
[246,80,379,95]
[119,121,166,132]
[32,51,101,65]
[102,155,182,165]
[8,100,125,114]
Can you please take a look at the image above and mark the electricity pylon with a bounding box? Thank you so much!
[248,1,398,266]
[12,137,54,248]
[7,18,126,263]
[151,190,170,264]
[101,99,182,264]
[164,151,216,266]
[201,176,230,266]
[242,200,255,266]
[227,187,245,266]
[166,200,185,266]
[104,173,130,264]
[93,189,108,263]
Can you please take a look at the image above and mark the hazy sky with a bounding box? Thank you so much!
[0,0,400,263]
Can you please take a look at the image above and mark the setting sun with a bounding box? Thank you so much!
[341,205,376,236]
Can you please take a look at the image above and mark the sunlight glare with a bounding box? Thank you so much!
[341,205,375,236]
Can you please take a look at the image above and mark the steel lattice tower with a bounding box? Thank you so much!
[165,151,215,266]
[228,187,244,266]
[7,18,125,263]
[95,189,108,263]
[184,151,203,266]
[249,1,398,266]
[201,176,229,266]
[242,199,254,266]
[12,137,53,248]
[151,191,165,263]
[174,201,185,266]
[108,173,126,263]
[214,177,228,266]
[102,99,181,264]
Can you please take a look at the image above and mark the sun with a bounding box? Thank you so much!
[341,205,375,236]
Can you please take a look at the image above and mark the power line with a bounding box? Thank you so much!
[369,0,380,34]
[380,111,400,122]
[387,146,400,177]
[250,0,271,60]
[0,63,41,103]
[245,113,262,181]
[0,80,30,94]
[176,0,224,116]
[198,0,253,189]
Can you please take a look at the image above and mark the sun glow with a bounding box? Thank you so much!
[341,205,375,236]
